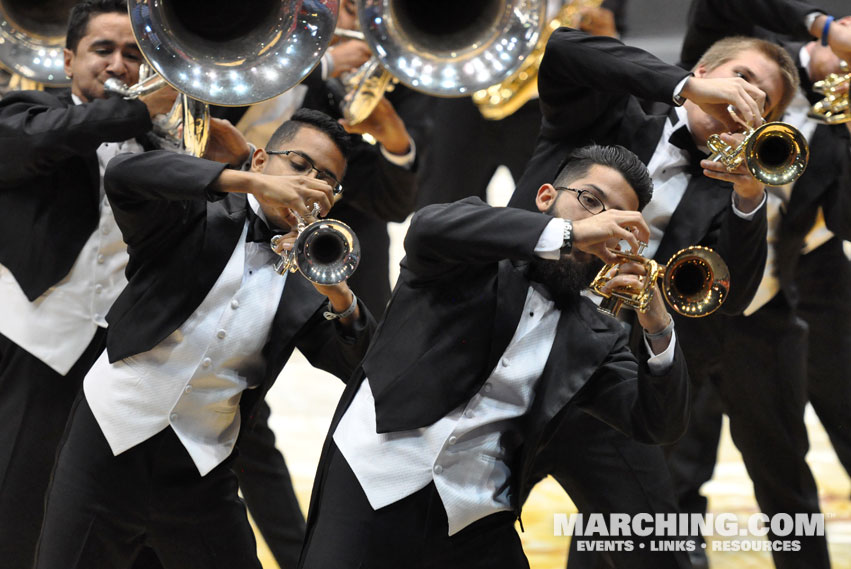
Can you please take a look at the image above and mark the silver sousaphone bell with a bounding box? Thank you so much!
[271,204,360,286]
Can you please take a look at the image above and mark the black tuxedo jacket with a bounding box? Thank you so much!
[102,151,376,423]
[508,29,769,321]
[680,0,822,65]
[306,198,689,523]
[0,89,152,300]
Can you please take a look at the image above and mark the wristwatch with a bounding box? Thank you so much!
[324,291,358,320]
[560,219,574,254]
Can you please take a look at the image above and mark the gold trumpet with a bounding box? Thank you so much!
[706,105,809,187]
[589,245,730,318]
[332,29,398,126]
[271,204,360,286]
[808,60,849,125]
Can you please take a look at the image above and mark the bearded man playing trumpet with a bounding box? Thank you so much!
[298,143,691,569]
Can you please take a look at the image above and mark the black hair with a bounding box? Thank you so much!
[554,144,653,211]
[266,108,352,160]
[66,0,128,52]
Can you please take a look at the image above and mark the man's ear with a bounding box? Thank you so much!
[693,63,707,78]
[63,48,75,80]
[535,183,558,213]
[250,147,268,173]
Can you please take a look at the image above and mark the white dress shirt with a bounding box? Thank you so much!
[85,198,286,475]
[0,94,140,374]
[334,220,677,535]
[642,106,765,260]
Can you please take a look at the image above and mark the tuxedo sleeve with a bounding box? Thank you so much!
[296,301,376,383]
[714,200,769,314]
[680,0,824,67]
[820,128,851,240]
[331,86,428,222]
[538,28,690,141]
[575,330,690,445]
[0,92,151,185]
[403,197,553,282]
[104,150,227,257]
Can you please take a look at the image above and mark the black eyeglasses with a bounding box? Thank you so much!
[555,186,607,215]
[266,149,344,195]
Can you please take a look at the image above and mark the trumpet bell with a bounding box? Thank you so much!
[661,246,729,317]
[590,246,730,318]
[293,219,361,285]
[744,122,809,187]
[0,0,76,85]
[128,0,338,106]
[356,0,545,97]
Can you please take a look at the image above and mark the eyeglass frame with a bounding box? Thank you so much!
[266,149,344,195]
[554,186,607,215]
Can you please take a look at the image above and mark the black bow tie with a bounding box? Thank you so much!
[245,207,277,243]
[668,125,705,171]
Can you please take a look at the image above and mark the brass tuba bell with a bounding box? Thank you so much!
[353,0,545,97]
[589,245,730,318]
[706,105,809,187]
[271,205,361,286]
[106,0,340,155]
[0,0,76,89]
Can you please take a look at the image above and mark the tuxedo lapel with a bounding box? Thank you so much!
[196,192,249,294]
[655,174,731,263]
[486,260,532,375]
[532,303,620,427]
[266,272,325,363]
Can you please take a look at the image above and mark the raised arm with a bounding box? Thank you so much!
[538,28,690,139]
[0,92,151,184]
[402,197,553,280]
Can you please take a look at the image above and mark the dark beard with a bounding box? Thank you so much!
[526,254,603,312]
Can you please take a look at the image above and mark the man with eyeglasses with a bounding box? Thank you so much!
[297,144,690,569]
[34,108,376,569]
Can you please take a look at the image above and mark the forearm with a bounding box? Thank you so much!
[105,151,228,207]
[540,29,690,108]
[715,203,769,314]
[0,94,151,183]
[403,198,553,274]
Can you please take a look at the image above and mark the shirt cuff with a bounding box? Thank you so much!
[731,190,767,220]
[380,137,416,169]
[644,329,677,373]
[805,11,825,34]
[321,52,333,80]
[672,75,692,106]
[535,218,566,260]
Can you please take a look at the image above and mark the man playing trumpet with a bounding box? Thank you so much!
[35,109,376,569]
[298,144,691,569]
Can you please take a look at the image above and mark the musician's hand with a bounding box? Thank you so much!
[700,133,765,212]
[272,236,362,325]
[578,7,619,38]
[339,97,412,155]
[819,15,851,64]
[249,174,335,220]
[600,260,672,352]
[571,210,650,264]
[139,85,179,119]
[681,76,766,131]
[203,118,250,168]
[328,40,372,78]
